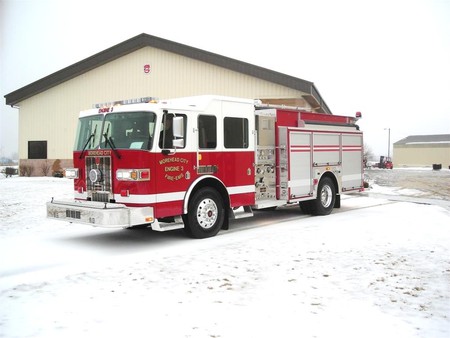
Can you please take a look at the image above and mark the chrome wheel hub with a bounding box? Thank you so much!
[196,198,218,229]
[320,185,333,208]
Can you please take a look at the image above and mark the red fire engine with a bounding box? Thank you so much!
[47,95,364,238]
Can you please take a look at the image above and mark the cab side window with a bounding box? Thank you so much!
[198,115,216,149]
[224,117,248,148]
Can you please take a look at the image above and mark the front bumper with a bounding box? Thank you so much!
[46,199,154,228]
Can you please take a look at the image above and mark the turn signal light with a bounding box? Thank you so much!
[140,170,150,180]
[116,169,150,181]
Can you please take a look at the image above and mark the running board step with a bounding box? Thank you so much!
[231,206,254,219]
[151,216,185,232]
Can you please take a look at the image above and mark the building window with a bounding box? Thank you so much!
[28,141,47,159]
[198,115,216,149]
[224,117,249,148]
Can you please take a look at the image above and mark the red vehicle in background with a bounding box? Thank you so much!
[378,156,393,169]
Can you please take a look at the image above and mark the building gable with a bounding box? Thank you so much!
[4,33,331,114]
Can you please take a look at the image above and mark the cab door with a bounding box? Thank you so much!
[197,114,220,176]
[154,112,193,218]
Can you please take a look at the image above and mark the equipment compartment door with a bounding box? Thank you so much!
[312,132,340,166]
[288,130,313,199]
[341,133,364,191]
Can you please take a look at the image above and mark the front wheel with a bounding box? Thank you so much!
[311,177,336,216]
[184,187,225,239]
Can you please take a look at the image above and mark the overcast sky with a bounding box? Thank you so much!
[1,0,449,159]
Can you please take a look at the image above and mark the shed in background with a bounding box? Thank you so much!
[393,134,450,168]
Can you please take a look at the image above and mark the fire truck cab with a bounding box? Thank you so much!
[47,95,364,238]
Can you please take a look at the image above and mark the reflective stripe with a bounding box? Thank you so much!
[157,191,186,203]
[114,194,157,204]
[227,185,255,195]
[288,179,310,188]
[114,192,187,204]
[114,184,255,205]
[342,174,363,182]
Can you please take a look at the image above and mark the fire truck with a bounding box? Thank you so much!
[47,95,364,238]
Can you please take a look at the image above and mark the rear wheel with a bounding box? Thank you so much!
[184,187,225,239]
[311,177,336,216]
[299,200,313,214]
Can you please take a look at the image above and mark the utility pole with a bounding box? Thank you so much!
[384,128,391,158]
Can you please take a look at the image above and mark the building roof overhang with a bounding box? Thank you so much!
[394,134,450,145]
[4,33,332,114]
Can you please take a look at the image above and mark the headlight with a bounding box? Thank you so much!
[116,169,150,181]
[64,168,79,179]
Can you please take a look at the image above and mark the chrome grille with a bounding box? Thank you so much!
[91,192,110,203]
[85,156,112,202]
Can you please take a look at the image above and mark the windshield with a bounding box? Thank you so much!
[74,115,103,151]
[74,111,157,151]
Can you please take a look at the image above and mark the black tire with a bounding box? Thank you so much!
[184,187,225,239]
[311,177,336,216]
[299,200,313,214]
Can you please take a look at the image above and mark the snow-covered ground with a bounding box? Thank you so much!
[365,167,450,202]
[1,172,450,338]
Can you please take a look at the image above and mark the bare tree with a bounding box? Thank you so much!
[363,143,375,167]
[19,164,34,177]
[40,160,51,176]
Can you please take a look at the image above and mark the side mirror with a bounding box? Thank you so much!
[173,138,184,148]
[161,115,184,154]
[173,116,184,138]
[172,116,184,149]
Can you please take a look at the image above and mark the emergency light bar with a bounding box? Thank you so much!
[93,97,158,109]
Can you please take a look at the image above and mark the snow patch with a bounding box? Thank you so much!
[1,177,450,337]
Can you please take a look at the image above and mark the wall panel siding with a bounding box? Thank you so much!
[393,144,450,167]
[19,46,307,162]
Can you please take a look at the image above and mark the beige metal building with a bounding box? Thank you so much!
[5,33,332,175]
[393,134,450,168]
